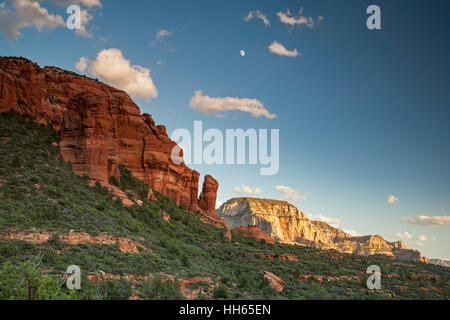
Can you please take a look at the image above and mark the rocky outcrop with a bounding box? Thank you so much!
[299,274,360,283]
[198,175,219,217]
[0,57,219,217]
[217,197,428,263]
[263,271,285,292]
[0,230,152,254]
[232,225,275,244]
[256,253,298,261]
[86,272,216,299]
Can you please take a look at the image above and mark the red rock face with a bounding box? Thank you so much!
[0,57,219,216]
[232,225,276,244]
[263,271,285,292]
[198,175,218,217]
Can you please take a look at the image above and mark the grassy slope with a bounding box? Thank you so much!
[0,111,448,300]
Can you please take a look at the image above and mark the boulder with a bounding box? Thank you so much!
[263,271,285,292]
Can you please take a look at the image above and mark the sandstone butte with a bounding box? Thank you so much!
[217,197,429,263]
[0,57,227,228]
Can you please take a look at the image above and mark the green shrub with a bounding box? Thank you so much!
[0,260,76,300]
[213,285,228,299]
[97,279,132,300]
[140,275,183,300]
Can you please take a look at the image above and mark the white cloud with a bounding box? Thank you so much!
[0,0,65,40]
[215,200,223,209]
[417,235,427,241]
[274,185,307,202]
[75,48,158,100]
[307,214,341,228]
[268,41,299,57]
[75,56,88,72]
[156,29,172,40]
[189,90,276,119]
[244,10,270,26]
[344,229,362,237]
[74,8,93,37]
[402,215,450,227]
[233,185,262,196]
[387,194,399,204]
[244,11,253,21]
[395,231,413,239]
[0,0,102,40]
[415,241,425,247]
[277,8,318,28]
[54,0,102,37]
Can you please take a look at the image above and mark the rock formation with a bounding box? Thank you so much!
[263,271,285,292]
[217,197,428,263]
[198,175,219,217]
[232,225,275,244]
[0,230,151,254]
[0,57,218,216]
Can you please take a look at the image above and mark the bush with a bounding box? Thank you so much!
[0,260,76,300]
[97,279,132,300]
[140,275,183,300]
[213,285,228,299]
[0,243,19,258]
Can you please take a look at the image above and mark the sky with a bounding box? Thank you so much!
[1,0,449,260]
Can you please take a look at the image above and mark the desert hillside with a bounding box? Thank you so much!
[0,58,448,300]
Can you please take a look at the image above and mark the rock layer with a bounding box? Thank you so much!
[263,271,285,292]
[0,57,218,216]
[0,230,151,254]
[217,197,428,263]
[232,225,275,244]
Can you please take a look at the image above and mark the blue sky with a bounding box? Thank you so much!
[1,0,449,260]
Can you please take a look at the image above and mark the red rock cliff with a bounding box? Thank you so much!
[198,175,218,217]
[0,57,218,216]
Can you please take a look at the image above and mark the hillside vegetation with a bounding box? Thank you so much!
[0,112,448,300]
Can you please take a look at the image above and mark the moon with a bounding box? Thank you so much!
[240,50,246,57]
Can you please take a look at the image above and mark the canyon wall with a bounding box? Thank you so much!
[217,197,428,263]
[0,57,218,215]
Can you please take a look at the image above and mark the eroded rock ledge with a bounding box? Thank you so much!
[0,230,152,254]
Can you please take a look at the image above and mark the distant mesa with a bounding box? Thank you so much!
[217,197,428,263]
[428,259,450,268]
